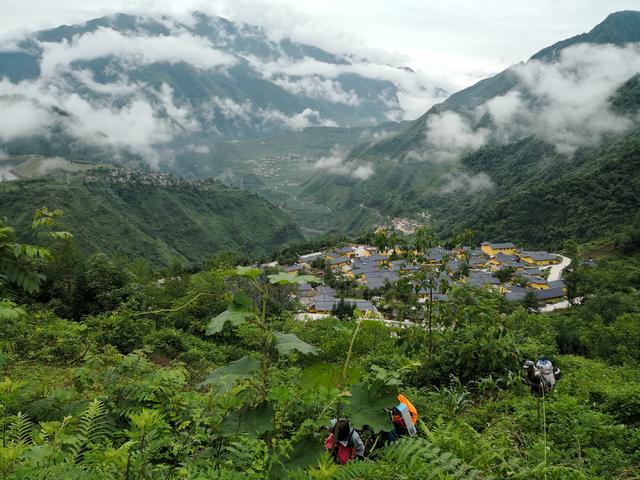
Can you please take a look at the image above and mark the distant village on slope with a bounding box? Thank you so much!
[272,241,574,322]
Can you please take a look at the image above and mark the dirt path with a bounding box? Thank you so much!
[358,202,385,219]
[547,255,571,282]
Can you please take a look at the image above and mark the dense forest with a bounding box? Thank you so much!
[1,209,639,479]
[0,173,303,265]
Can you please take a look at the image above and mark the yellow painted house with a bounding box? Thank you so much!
[522,275,550,290]
[519,251,560,266]
[329,256,352,270]
[480,242,518,256]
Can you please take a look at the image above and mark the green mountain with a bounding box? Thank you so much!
[0,11,444,166]
[291,11,640,245]
[0,172,303,265]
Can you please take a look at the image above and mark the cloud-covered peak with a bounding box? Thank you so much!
[0,10,447,166]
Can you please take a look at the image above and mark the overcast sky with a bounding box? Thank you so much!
[1,0,639,90]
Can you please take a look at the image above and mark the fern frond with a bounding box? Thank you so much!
[7,412,33,445]
[69,399,111,462]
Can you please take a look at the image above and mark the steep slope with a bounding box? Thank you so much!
[293,11,640,244]
[0,11,444,165]
[0,173,303,265]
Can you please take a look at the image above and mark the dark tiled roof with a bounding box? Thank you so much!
[298,283,314,292]
[330,256,351,265]
[469,257,487,267]
[353,267,380,277]
[482,242,516,249]
[313,298,376,312]
[520,251,557,262]
[534,287,566,300]
[520,275,549,286]
[548,280,566,289]
[468,272,500,285]
[494,253,519,262]
[523,268,544,276]
[506,291,527,301]
[283,264,304,272]
[315,286,337,296]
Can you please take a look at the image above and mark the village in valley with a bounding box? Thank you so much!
[276,241,571,321]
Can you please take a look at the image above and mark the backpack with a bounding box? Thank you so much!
[393,394,418,436]
[536,359,556,390]
[325,431,357,464]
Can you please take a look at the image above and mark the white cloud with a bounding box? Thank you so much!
[155,83,199,132]
[479,43,640,155]
[39,27,236,77]
[0,39,22,53]
[271,75,361,105]
[206,96,335,130]
[37,156,71,174]
[259,107,337,130]
[440,171,494,194]
[207,96,253,122]
[408,42,640,165]
[419,111,490,162]
[61,93,175,162]
[72,69,140,95]
[0,97,52,141]
[243,54,446,120]
[312,146,375,180]
[0,76,180,165]
[185,144,210,154]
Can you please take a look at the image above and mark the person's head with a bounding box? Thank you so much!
[336,420,351,445]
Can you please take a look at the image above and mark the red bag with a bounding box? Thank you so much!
[325,432,356,464]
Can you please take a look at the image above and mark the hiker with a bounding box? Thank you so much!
[325,419,365,464]
[523,359,561,397]
[381,394,419,443]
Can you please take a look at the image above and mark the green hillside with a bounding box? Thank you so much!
[288,11,640,246]
[0,173,303,265]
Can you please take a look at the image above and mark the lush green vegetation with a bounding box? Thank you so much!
[0,173,303,266]
[286,12,640,245]
[1,212,639,479]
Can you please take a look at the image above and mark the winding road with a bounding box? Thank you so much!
[358,203,386,220]
[546,255,571,282]
[539,254,572,312]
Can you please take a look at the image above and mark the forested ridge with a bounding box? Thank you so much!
[0,173,303,266]
[1,210,639,479]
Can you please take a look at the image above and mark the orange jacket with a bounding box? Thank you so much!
[393,394,418,426]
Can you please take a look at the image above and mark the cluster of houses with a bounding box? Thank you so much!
[282,241,567,318]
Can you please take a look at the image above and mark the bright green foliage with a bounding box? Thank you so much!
[273,332,318,355]
[201,356,261,390]
[0,175,304,266]
[345,382,398,432]
[220,402,276,437]
[1,210,640,479]
[207,293,254,334]
[0,209,69,296]
[268,272,322,285]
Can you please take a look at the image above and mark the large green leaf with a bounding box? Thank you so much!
[299,363,362,391]
[206,293,253,335]
[235,265,262,281]
[345,382,398,432]
[219,401,275,437]
[199,356,261,390]
[268,272,322,285]
[0,298,24,320]
[271,434,325,479]
[274,332,318,355]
